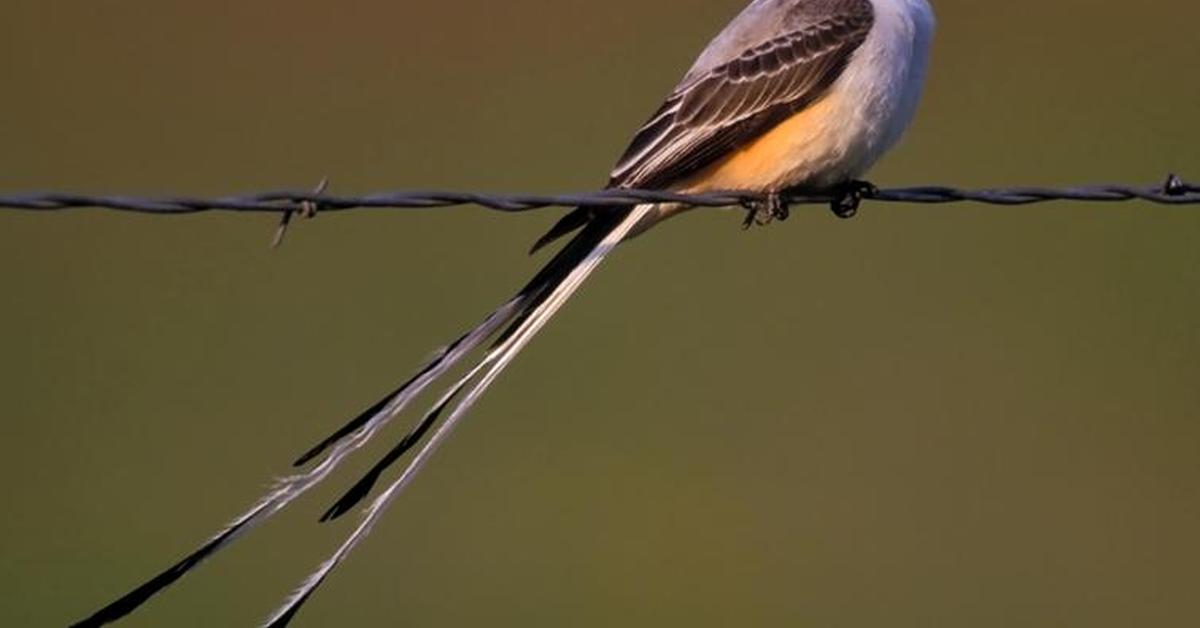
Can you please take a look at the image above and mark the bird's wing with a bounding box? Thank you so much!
[610,2,875,189]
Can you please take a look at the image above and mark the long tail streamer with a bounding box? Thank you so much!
[72,204,649,628]
[262,205,652,627]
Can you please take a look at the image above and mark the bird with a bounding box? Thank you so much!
[72,1,935,626]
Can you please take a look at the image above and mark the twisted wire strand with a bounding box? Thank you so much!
[1,177,1197,215]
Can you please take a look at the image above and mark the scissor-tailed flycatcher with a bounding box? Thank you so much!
[74,1,935,626]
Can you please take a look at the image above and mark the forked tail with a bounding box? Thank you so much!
[71,204,650,627]
[261,204,652,626]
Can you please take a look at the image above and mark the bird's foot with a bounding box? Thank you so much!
[741,192,790,229]
[830,180,877,219]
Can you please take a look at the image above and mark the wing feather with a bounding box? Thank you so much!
[610,7,875,189]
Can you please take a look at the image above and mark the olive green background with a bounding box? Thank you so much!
[2,1,1198,626]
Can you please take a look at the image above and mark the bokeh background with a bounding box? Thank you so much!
[2,1,1198,626]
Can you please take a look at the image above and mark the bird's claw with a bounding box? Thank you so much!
[741,192,790,229]
[831,180,877,219]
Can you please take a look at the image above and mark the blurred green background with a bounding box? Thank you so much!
[2,1,1198,626]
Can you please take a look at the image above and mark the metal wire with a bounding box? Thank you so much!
[1,175,1196,215]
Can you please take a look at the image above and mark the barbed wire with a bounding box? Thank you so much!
[2,174,1196,221]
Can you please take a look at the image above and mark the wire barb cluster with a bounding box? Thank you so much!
[1,175,1196,218]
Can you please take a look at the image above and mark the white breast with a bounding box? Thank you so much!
[826,0,936,183]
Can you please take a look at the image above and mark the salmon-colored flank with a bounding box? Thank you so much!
[676,91,849,194]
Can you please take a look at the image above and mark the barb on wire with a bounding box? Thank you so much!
[271,177,328,248]
[0,175,1196,218]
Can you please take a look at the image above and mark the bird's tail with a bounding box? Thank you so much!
[71,204,652,628]
[262,203,653,626]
